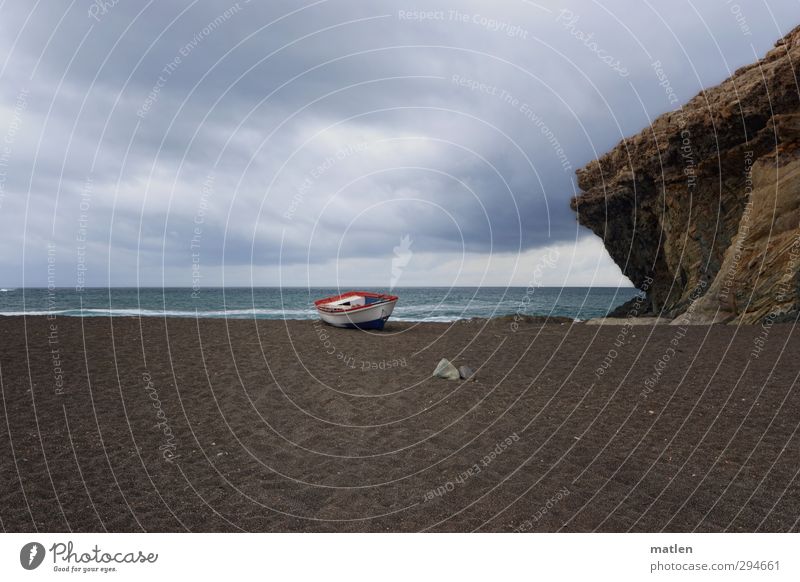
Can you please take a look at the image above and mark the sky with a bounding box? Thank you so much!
[0,0,796,289]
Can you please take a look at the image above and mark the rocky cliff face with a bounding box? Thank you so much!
[571,26,800,324]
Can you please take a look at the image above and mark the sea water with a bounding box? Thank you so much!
[0,287,640,322]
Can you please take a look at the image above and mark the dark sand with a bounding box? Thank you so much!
[1,315,799,532]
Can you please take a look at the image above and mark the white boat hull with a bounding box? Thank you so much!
[315,292,398,330]
[317,300,396,329]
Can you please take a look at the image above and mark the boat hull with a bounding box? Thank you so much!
[315,292,398,330]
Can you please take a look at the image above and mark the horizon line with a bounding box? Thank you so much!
[3,285,637,290]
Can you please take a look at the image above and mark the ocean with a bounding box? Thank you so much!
[0,287,640,321]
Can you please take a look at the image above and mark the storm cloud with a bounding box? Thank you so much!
[0,0,795,288]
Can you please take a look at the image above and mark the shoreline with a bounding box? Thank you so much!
[0,312,780,326]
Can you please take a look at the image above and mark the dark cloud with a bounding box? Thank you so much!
[0,0,795,286]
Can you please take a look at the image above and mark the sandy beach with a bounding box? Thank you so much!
[1,315,798,532]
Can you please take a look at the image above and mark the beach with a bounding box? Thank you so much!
[1,315,798,532]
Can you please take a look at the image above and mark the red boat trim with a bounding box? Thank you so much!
[314,291,399,313]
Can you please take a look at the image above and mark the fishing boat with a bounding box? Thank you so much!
[314,291,398,330]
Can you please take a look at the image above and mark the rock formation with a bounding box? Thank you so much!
[571,26,800,324]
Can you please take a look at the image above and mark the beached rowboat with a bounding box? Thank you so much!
[314,291,398,330]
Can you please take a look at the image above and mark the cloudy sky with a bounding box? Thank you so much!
[0,0,796,288]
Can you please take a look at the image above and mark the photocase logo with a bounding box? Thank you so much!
[20,542,45,570]
[390,234,413,290]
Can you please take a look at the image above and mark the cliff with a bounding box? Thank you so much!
[571,25,800,324]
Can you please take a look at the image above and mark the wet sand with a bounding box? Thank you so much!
[1,315,798,532]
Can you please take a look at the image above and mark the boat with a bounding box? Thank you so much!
[314,291,398,330]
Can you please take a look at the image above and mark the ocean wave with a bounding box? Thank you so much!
[0,308,454,321]
[0,307,319,319]
[392,315,460,322]
[0,310,56,316]
[0,309,589,323]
